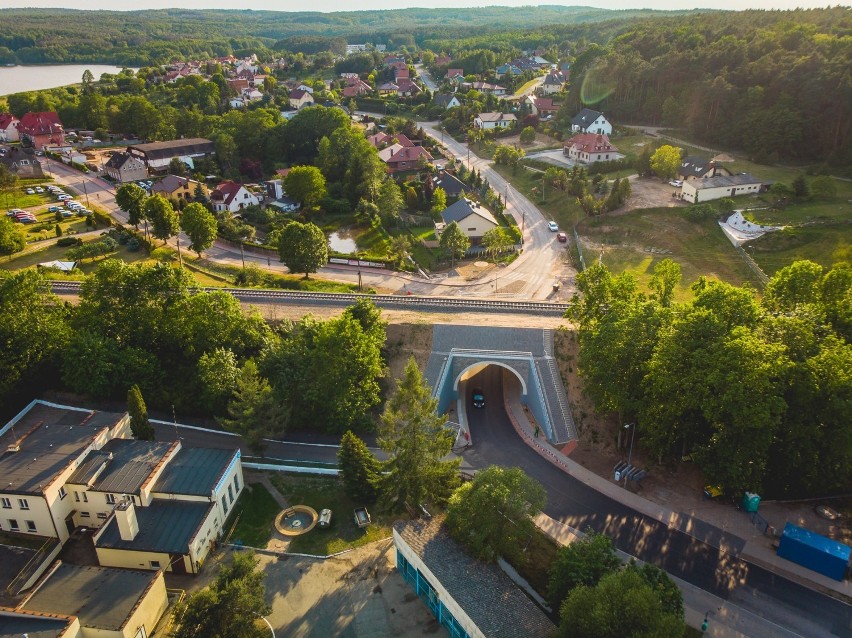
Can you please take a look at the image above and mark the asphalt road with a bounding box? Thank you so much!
[461,366,852,638]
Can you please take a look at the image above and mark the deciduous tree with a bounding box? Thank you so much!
[115,182,148,228]
[547,531,621,610]
[180,202,218,256]
[649,144,681,180]
[277,221,328,278]
[284,165,327,208]
[144,194,179,244]
[439,220,469,268]
[446,466,546,562]
[0,215,25,258]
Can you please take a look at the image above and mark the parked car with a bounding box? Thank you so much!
[48,206,61,212]
[668,179,683,188]
[18,216,37,224]
[548,221,559,232]
[35,187,44,193]
[57,194,72,201]
[25,188,35,195]
[7,208,25,216]
[556,232,567,243]
[61,210,74,217]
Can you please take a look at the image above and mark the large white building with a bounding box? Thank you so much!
[681,173,766,203]
[0,400,243,575]
[473,112,516,130]
[570,108,612,135]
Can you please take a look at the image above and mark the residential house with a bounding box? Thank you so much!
[289,89,314,110]
[530,55,551,69]
[495,64,523,79]
[378,82,399,96]
[252,74,268,88]
[342,78,372,98]
[226,78,250,94]
[235,69,255,84]
[539,72,565,95]
[0,112,19,142]
[434,94,462,109]
[386,60,408,73]
[151,174,207,202]
[210,180,259,213]
[17,111,65,150]
[267,195,301,213]
[15,563,168,638]
[465,82,507,96]
[0,147,44,178]
[525,95,559,118]
[104,152,147,183]
[368,132,415,149]
[229,97,248,109]
[681,173,766,203]
[679,156,734,182]
[474,112,517,130]
[562,133,621,164]
[435,198,498,244]
[296,83,314,94]
[394,518,555,638]
[395,79,421,97]
[570,108,612,135]
[394,67,410,81]
[127,138,215,173]
[346,44,369,55]
[445,69,465,84]
[433,170,469,199]
[381,145,433,173]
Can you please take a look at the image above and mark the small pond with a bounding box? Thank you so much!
[328,228,358,254]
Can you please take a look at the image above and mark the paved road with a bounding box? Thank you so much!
[413,63,438,92]
[460,365,852,638]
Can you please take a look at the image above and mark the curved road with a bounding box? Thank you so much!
[462,366,851,638]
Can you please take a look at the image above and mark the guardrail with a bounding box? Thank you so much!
[49,281,571,316]
[6,537,61,596]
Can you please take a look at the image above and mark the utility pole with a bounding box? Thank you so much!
[82,179,90,208]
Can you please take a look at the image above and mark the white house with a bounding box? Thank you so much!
[211,180,259,213]
[474,112,517,130]
[436,198,498,243]
[681,173,766,203]
[570,108,612,135]
[104,151,147,183]
[0,113,20,142]
[394,518,555,638]
[434,94,461,109]
[562,133,622,164]
[289,89,315,110]
[539,73,564,95]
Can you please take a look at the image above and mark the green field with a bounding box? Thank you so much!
[228,483,282,549]
[577,208,761,300]
[749,223,852,275]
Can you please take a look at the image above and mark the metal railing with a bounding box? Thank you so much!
[6,537,61,596]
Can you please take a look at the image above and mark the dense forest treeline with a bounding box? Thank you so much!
[0,6,693,66]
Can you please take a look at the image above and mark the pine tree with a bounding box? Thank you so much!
[219,360,287,456]
[378,357,460,509]
[337,430,381,503]
[127,384,155,441]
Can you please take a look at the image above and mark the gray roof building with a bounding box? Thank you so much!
[440,198,498,227]
[434,171,469,198]
[153,446,239,496]
[679,156,732,180]
[570,107,604,129]
[0,403,127,496]
[21,563,163,633]
[95,500,212,554]
[690,173,764,190]
[394,518,556,638]
[67,439,175,494]
[127,138,215,165]
[0,609,75,638]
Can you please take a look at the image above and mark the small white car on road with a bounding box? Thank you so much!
[548,221,559,232]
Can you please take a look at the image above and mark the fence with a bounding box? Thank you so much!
[733,243,769,287]
[573,227,586,271]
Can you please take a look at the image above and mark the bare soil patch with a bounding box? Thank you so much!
[498,132,561,152]
[624,176,687,212]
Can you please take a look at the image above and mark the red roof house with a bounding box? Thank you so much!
[562,133,620,164]
[383,145,433,172]
[17,112,64,150]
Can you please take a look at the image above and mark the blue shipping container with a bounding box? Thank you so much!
[777,522,851,581]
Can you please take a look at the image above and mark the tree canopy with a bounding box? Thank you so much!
[277,221,328,278]
[180,202,218,256]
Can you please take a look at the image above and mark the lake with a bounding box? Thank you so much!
[0,65,135,96]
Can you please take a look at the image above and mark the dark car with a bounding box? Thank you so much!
[472,389,485,408]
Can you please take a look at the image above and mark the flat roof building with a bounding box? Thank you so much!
[127,138,215,171]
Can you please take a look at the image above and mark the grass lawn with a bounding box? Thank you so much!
[228,482,282,548]
[578,208,761,299]
[492,163,586,229]
[749,223,852,275]
[271,474,397,556]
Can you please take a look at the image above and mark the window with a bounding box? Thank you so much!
[18,498,29,510]
[83,492,88,503]
[26,520,36,532]
[150,560,161,569]
[74,492,80,502]
[97,512,108,520]
[106,493,115,505]
[221,496,228,515]
[228,485,234,503]
[81,512,91,518]
[59,487,67,501]
[233,475,240,492]
[1,498,10,509]
[8,519,19,531]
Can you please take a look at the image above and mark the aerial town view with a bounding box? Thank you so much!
[0,1,849,636]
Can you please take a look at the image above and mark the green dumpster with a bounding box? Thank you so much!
[742,491,761,513]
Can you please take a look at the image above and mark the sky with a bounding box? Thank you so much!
[0,0,842,10]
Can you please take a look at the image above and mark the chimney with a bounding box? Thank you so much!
[114,497,139,541]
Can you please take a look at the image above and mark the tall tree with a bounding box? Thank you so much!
[556,568,685,638]
[115,182,148,228]
[197,347,241,415]
[446,466,546,562]
[144,194,179,244]
[180,202,218,256]
[378,357,460,509]
[430,187,447,214]
[0,215,25,259]
[377,178,405,226]
[648,258,681,307]
[439,220,470,268]
[283,165,327,208]
[649,145,681,180]
[219,360,287,456]
[127,384,155,440]
[481,226,515,256]
[173,550,271,638]
[547,531,621,610]
[277,221,328,278]
[337,430,381,503]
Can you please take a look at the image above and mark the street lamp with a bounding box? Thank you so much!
[624,423,636,466]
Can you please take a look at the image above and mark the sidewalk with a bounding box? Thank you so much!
[500,380,852,606]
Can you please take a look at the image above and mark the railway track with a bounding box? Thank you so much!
[49,280,571,316]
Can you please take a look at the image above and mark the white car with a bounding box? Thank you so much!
[668,179,683,188]
[35,187,44,193]
[26,188,35,195]
[57,194,72,201]
[548,221,559,232]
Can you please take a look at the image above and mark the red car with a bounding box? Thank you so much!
[556,232,567,243]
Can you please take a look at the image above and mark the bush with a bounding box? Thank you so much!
[92,209,112,227]
[684,203,714,222]
[57,237,83,247]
